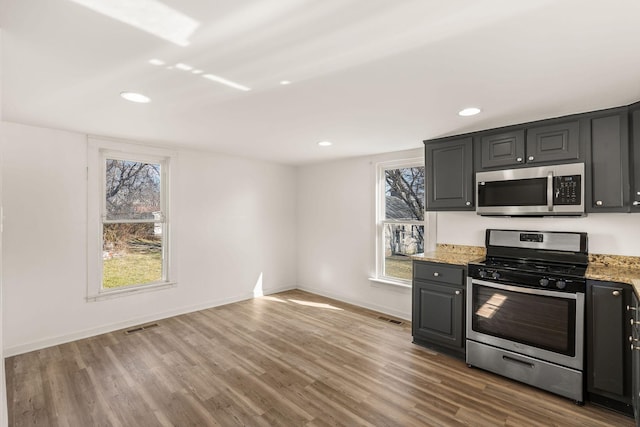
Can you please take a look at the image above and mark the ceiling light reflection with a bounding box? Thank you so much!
[202,74,251,92]
[175,63,193,71]
[70,0,200,47]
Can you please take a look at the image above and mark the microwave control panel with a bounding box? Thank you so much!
[554,175,581,205]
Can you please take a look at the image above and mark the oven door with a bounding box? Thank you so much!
[466,278,584,370]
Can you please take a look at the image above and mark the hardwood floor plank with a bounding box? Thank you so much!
[6,289,635,426]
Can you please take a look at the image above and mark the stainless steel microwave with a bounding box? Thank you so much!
[476,163,585,216]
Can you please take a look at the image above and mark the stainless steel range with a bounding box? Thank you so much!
[466,229,588,403]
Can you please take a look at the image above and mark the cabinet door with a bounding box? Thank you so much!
[632,107,640,212]
[632,293,640,424]
[587,111,630,212]
[425,137,474,210]
[479,130,525,169]
[587,280,630,401]
[412,280,464,350]
[526,121,580,164]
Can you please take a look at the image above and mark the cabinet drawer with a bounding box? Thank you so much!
[413,262,463,285]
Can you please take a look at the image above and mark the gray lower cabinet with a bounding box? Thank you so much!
[412,261,465,356]
[424,137,474,210]
[585,108,630,212]
[631,292,640,426]
[586,280,633,414]
[631,104,640,212]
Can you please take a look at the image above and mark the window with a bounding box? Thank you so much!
[88,138,176,299]
[375,159,425,283]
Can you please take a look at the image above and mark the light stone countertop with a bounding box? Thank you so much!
[412,244,640,295]
[411,244,485,267]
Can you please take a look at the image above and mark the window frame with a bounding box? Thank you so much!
[373,157,428,286]
[87,137,177,301]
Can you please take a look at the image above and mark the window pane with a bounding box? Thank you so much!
[385,167,424,220]
[102,222,162,288]
[384,224,424,280]
[106,159,161,220]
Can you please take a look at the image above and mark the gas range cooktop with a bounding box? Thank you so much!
[479,257,587,278]
[467,229,589,293]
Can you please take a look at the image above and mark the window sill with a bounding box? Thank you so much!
[368,277,412,289]
[87,281,177,302]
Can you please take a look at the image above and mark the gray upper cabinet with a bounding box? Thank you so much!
[476,121,581,171]
[585,108,629,212]
[425,100,640,213]
[526,121,580,164]
[631,104,640,212]
[425,137,474,210]
[478,130,525,169]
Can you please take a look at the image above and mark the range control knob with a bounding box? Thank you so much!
[539,278,549,287]
[556,280,566,290]
[479,270,488,278]
[492,271,501,280]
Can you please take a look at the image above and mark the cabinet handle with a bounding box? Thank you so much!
[596,200,603,206]
[637,191,640,196]
[516,157,523,162]
[630,336,639,343]
[634,201,640,206]
[455,290,461,295]
[465,201,471,206]
[627,305,637,311]
[631,319,636,326]
[528,156,534,161]
[433,272,440,277]
[612,290,620,296]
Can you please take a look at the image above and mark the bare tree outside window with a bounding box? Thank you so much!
[383,166,425,280]
[102,159,164,288]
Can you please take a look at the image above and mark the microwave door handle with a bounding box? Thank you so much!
[547,172,554,211]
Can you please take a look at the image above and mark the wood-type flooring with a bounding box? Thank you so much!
[6,290,634,426]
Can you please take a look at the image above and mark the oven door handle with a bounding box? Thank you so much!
[470,278,579,299]
[547,171,554,211]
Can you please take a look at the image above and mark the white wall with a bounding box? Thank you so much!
[0,27,7,427]
[437,212,640,256]
[0,121,297,356]
[297,148,423,320]
[297,150,640,321]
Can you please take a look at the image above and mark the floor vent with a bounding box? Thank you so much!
[125,323,159,335]
[378,316,404,325]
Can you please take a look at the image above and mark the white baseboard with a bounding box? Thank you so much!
[4,285,296,357]
[297,285,412,321]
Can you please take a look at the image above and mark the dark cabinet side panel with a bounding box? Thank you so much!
[632,108,640,212]
[587,281,630,400]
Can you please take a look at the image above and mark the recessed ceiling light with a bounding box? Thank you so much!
[120,91,151,103]
[318,141,332,147]
[280,80,291,85]
[192,69,203,74]
[202,74,251,91]
[175,63,193,71]
[458,107,481,116]
[148,58,165,66]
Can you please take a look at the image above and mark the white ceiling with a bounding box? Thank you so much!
[2,0,640,165]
